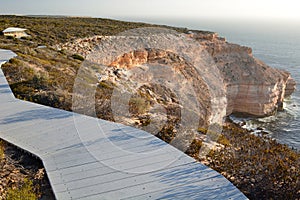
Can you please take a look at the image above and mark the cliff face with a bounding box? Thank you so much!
[60,31,296,118]
[189,31,296,117]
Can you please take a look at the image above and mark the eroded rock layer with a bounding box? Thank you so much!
[189,31,296,116]
[60,31,296,118]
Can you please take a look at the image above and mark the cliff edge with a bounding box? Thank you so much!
[189,31,296,116]
[60,31,296,118]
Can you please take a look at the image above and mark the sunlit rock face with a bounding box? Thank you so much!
[106,33,296,117]
[100,48,214,128]
[190,31,296,117]
[62,30,296,118]
[63,30,296,151]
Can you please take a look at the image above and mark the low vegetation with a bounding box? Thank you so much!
[0,15,188,112]
[0,139,55,199]
[0,15,299,200]
[129,97,151,115]
[71,54,84,61]
[0,15,188,46]
[6,179,37,200]
[186,120,300,200]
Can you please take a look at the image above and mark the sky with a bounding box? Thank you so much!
[1,0,300,22]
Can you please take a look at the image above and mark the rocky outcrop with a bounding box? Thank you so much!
[56,36,104,57]
[190,31,296,116]
[285,76,296,97]
[60,30,296,118]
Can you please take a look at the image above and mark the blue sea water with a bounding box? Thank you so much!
[125,17,300,150]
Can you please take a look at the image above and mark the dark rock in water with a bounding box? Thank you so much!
[257,127,264,131]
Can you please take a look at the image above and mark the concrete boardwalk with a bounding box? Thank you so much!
[0,49,247,199]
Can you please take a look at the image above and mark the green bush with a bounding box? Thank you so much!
[6,179,37,200]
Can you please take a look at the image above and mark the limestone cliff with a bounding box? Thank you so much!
[189,31,296,116]
[59,31,296,118]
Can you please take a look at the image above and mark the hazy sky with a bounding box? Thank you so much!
[1,0,300,21]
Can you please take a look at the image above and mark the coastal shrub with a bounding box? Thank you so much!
[32,75,47,89]
[0,15,189,47]
[11,83,35,97]
[9,58,22,65]
[98,81,114,89]
[185,139,203,156]
[71,54,84,61]
[207,122,300,200]
[157,124,176,143]
[140,117,151,126]
[58,49,66,55]
[20,36,32,41]
[5,35,14,40]
[129,97,150,115]
[217,134,230,147]
[197,127,208,134]
[6,179,37,200]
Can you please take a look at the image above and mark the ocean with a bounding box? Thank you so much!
[124,17,300,150]
[216,20,300,151]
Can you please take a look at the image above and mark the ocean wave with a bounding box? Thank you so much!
[229,96,300,148]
